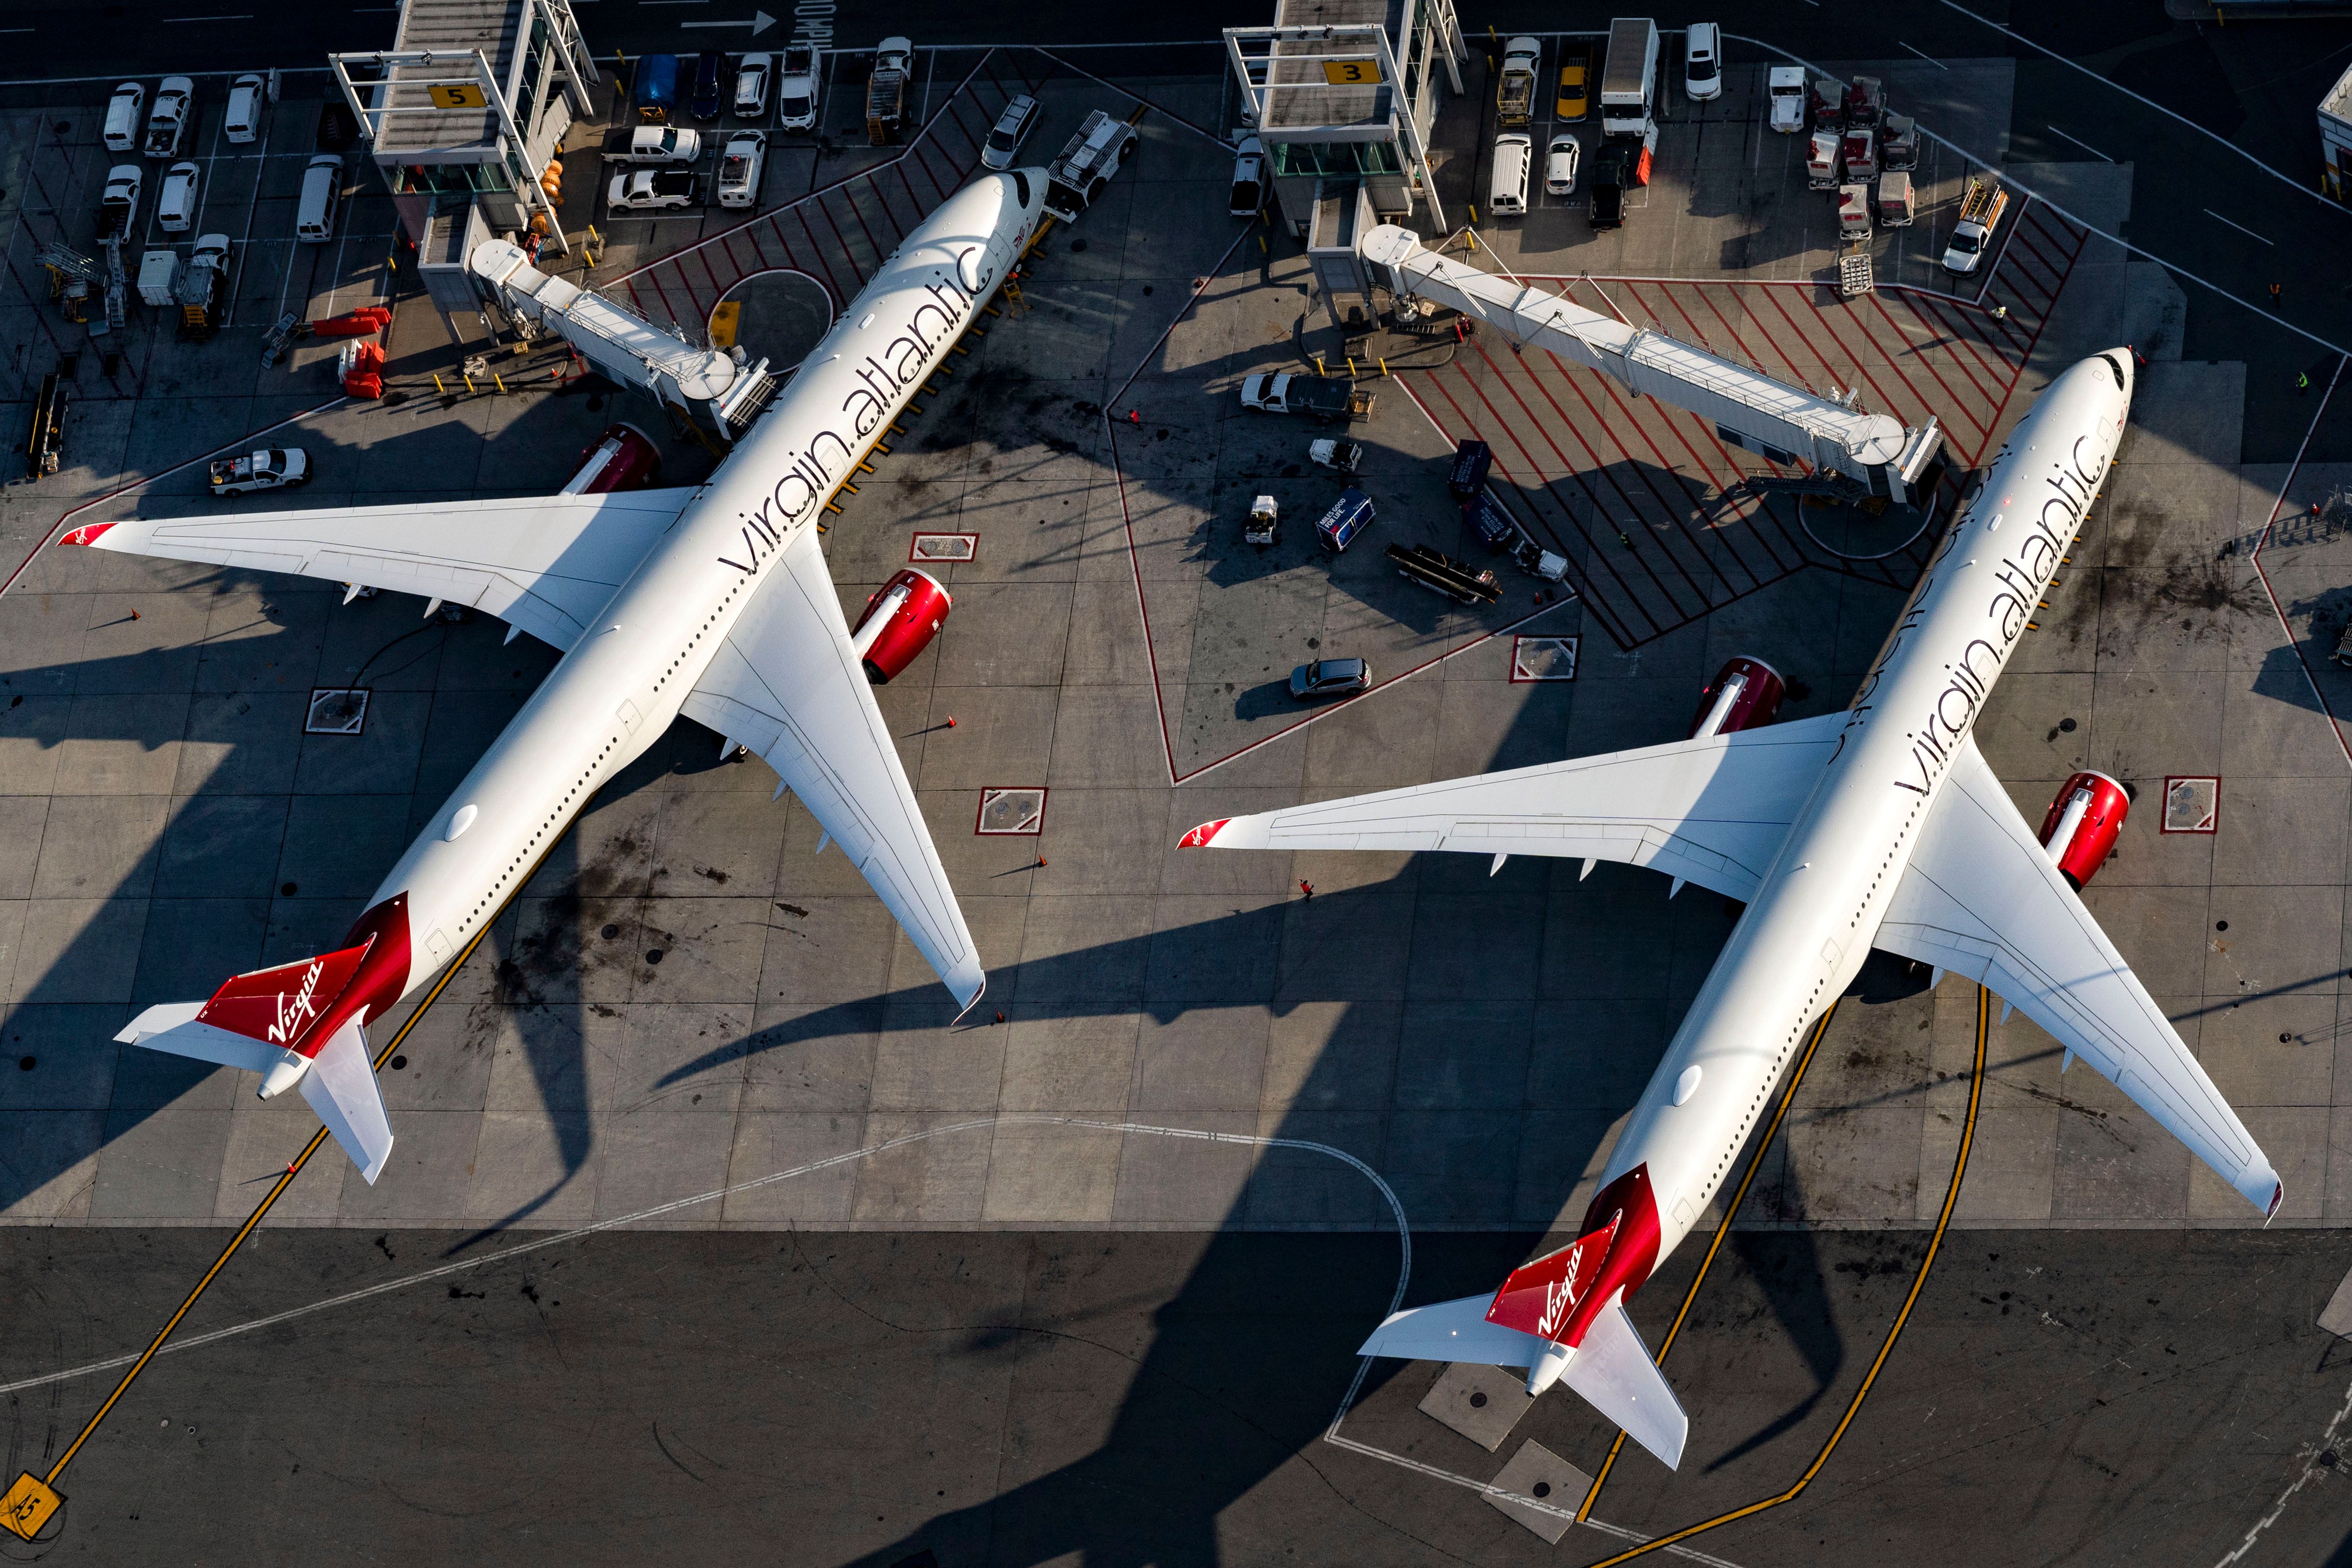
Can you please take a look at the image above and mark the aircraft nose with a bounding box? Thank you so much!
[2102,347,2136,395]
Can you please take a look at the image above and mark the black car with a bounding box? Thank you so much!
[1290,658,1371,700]
[690,50,727,121]
[1588,144,1628,230]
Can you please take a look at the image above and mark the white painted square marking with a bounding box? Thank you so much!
[911,532,978,563]
[1509,635,1578,683]
[304,688,368,735]
[2160,775,2218,834]
[975,786,1046,835]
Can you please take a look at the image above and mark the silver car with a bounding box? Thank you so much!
[981,94,1039,171]
[733,52,772,118]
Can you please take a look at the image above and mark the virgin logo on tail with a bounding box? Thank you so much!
[269,959,328,1046]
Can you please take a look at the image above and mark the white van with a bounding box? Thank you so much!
[224,74,264,144]
[102,82,144,153]
[295,154,342,243]
[1489,133,1532,218]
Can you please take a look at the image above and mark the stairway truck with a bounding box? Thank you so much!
[865,69,906,145]
[1941,174,2009,275]
[1599,18,1659,141]
[1042,110,1139,223]
[1497,36,1541,129]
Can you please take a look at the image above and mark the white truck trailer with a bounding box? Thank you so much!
[1599,18,1659,141]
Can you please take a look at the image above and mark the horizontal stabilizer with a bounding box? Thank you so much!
[115,1003,282,1074]
[1360,1292,1547,1367]
[298,1021,394,1184]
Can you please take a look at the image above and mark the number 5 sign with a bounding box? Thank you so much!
[429,82,488,109]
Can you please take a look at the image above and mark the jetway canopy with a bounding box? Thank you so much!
[1358,225,1943,504]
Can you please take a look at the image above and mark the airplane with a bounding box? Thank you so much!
[1179,350,2280,1470]
[65,170,1049,1185]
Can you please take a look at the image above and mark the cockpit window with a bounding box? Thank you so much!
[2100,352,2126,390]
[1011,170,1031,208]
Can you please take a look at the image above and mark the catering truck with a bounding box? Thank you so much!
[1497,36,1541,129]
[1600,18,1660,140]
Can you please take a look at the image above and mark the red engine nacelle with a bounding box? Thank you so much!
[2038,770,2129,891]
[849,569,951,685]
[1688,656,1787,738]
[562,422,663,495]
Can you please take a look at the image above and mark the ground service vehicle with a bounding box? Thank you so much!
[1315,489,1375,552]
[734,52,772,118]
[1291,658,1370,699]
[1767,65,1805,132]
[983,95,1041,171]
[1386,542,1500,605]
[1840,125,1877,181]
[1239,372,1373,422]
[1879,112,1918,170]
[224,74,263,143]
[1497,36,1540,128]
[689,50,726,121]
[608,169,697,212]
[1490,133,1531,216]
[1043,109,1138,222]
[1600,17,1660,140]
[867,38,913,145]
[1683,22,1721,102]
[1446,438,1492,500]
[1229,135,1265,215]
[1837,183,1871,241]
[618,124,701,162]
[777,45,819,130]
[1845,75,1884,126]
[1557,43,1592,120]
[1545,133,1580,196]
[209,448,310,495]
[103,82,143,153]
[1310,437,1362,473]
[1808,77,1842,131]
[1465,492,1517,551]
[180,233,230,337]
[1806,130,1839,189]
[716,134,764,209]
[144,77,192,158]
[1876,171,1914,227]
[1244,495,1279,547]
[96,165,141,240]
[295,154,341,241]
[156,161,198,232]
[635,54,679,123]
[1942,174,2008,274]
[1589,144,1628,228]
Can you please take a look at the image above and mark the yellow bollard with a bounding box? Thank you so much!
[1346,356,1358,378]
[493,373,507,394]
[1469,204,1478,225]
[462,375,476,394]
[1379,357,1389,377]
[1314,355,1325,376]
[432,373,447,395]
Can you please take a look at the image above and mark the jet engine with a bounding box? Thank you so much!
[1687,656,1786,738]
[561,423,663,494]
[849,569,952,684]
[2037,771,2129,891]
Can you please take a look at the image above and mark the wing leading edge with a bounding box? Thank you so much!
[1182,712,1847,902]
[1874,735,2281,1216]
[681,528,983,1010]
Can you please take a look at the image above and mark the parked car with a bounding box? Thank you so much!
[981,93,1040,171]
[96,164,141,240]
[618,124,701,163]
[1290,658,1371,700]
[608,168,698,212]
[875,36,914,77]
[1683,22,1722,102]
[102,81,144,153]
[716,133,764,209]
[209,448,310,496]
[1229,134,1265,216]
[295,153,341,242]
[733,52,772,118]
[1544,133,1580,197]
[689,50,727,121]
[156,160,199,232]
[776,43,820,131]
[224,73,264,143]
[1588,143,1628,230]
[145,76,193,158]
[1555,43,1592,121]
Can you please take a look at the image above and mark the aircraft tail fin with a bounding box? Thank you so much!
[1359,1292,1688,1470]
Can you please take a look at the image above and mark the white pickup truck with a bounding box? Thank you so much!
[1941,174,2009,275]
[612,124,701,164]
[209,448,310,496]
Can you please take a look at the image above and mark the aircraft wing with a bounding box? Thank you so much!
[1181,712,1847,902]
[680,527,983,1010]
[61,489,699,651]
[1873,734,2281,1216]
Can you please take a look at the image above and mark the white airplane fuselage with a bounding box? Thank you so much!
[1612,350,2134,1261]
[317,173,1043,1041]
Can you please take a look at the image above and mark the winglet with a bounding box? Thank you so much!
[58,522,115,547]
[1178,818,1231,848]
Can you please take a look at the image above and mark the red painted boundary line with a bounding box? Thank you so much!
[2247,355,2352,769]
[0,395,352,598]
[1029,48,1237,150]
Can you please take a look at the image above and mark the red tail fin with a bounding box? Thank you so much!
[196,942,372,1058]
[1486,1164,1662,1347]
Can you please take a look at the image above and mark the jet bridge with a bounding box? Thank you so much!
[469,239,777,448]
[1358,225,1944,505]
